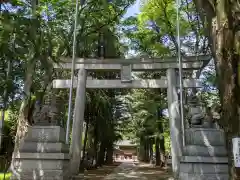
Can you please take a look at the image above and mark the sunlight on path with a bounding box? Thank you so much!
[84,161,173,180]
[104,161,140,180]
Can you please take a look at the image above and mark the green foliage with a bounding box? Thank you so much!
[0,172,11,180]
[122,87,170,153]
[3,103,21,137]
[122,0,209,56]
[0,0,220,168]
[199,64,220,107]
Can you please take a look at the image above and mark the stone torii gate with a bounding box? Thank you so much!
[53,55,208,177]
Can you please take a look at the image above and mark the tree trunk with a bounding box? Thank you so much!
[93,125,98,168]
[193,1,240,179]
[105,144,113,165]
[10,62,35,173]
[144,141,147,162]
[160,136,166,167]
[80,118,89,168]
[159,122,165,167]
[149,139,153,164]
[138,136,145,161]
[215,1,240,179]
[97,142,106,167]
[11,0,38,163]
[155,137,160,166]
[157,110,165,166]
[144,140,150,162]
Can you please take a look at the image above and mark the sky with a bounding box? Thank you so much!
[124,0,140,18]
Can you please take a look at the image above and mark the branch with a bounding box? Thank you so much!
[83,4,129,37]
[184,0,202,54]
[160,0,179,53]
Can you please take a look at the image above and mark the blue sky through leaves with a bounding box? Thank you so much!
[124,0,140,18]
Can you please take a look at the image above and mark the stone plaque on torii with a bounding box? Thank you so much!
[121,64,132,83]
[52,55,210,175]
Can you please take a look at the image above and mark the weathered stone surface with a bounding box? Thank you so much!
[189,107,204,125]
[180,127,228,179]
[181,156,228,163]
[25,126,65,143]
[13,159,69,170]
[54,55,210,70]
[10,126,70,180]
[19,142,69,153]
[185,128,225,146]
[70,67,87,175]
[10,169,69,180]
[183,145,227,157]
[179,172,228,180]
[180,127,228,180]
[180,163,228,173]
[14,152,69,159]
[11,155,70,180]
[53,79,202,89]
[167,68,182,178]
[121,64,132,83]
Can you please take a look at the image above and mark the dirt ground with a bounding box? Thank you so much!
[83,161,173,180]
[84,162,121,180]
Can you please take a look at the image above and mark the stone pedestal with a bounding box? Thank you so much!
[10,126,70,180]
[179,128,228,180]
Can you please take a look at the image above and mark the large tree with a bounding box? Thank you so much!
[193,0,240,179]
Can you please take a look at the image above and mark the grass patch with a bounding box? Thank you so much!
[0,173,11,180]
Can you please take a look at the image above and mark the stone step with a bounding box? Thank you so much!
[25,126,65,143]
[179,172,228,180]
[180,163,228,174]
[185,128,225,146]
[183,145,227,156]
[14,152,70,160]
[181,156,228,164]
[12,159,69,170]
[180,156,229,180]
[19,142,69,153]
[10,169,69,180]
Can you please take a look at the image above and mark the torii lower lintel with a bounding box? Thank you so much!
[52,79,202,89]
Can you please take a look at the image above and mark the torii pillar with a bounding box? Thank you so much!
[167,68,183,179]
[69,65,87,175]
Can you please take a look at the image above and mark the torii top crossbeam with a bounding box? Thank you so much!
[54,55,211,70]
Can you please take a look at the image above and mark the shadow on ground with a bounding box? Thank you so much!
[84,162,173,180]
[84,162,121,180]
